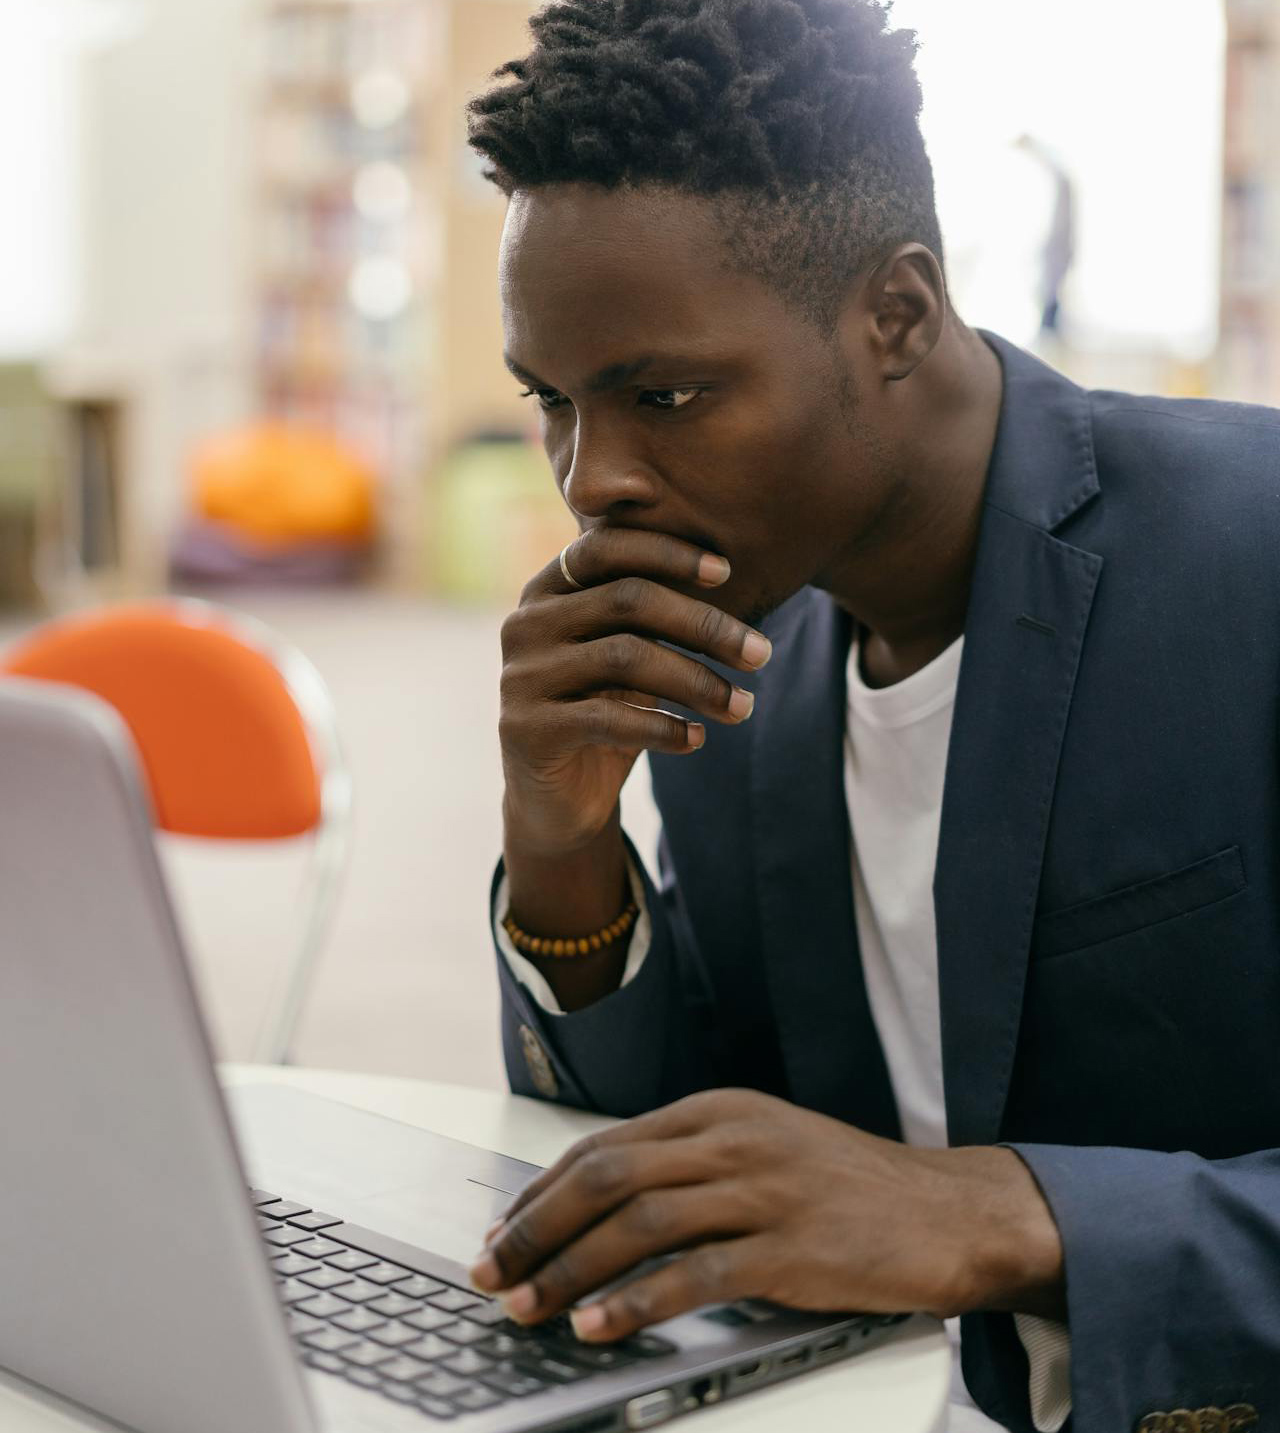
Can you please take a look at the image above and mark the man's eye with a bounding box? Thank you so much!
[639,389,701,411]
[519,388,569,412]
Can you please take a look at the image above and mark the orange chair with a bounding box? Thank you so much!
[0,598,351,1063]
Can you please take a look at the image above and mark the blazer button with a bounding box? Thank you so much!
[518,1024,559,1099]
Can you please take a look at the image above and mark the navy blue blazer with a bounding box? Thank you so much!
[494,332,1280,1432]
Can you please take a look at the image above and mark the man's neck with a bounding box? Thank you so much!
[822,324,1004,689]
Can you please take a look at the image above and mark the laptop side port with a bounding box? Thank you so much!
[778,1346,810,1372]
[688,1375,722,1406]
[814,1333,849,1361]
[625,1389,676,1429]
[726,1357,770,1391]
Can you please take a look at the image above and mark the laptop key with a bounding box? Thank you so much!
[381,1382,420,1404]
[331,1308,387,1335]
[622,1333,678,1358]
[341,1340,397,1369]
[287,1312,326,1337]
[249,1188,281,1205]
[258,1217,285,1231]
[360,1262,415,1286]
[344,1367,383,1390]
[518,1354,591,1384]
[402,1334,453,1361]
[288,1211,341,1231]
[477,1334,524,1360]
[295,1293,351,1319]
[553,1342,634,1371]
[259,1200,311,1221]
[439,1322,489,1347]
[367,1292,420,1318]
[461,1300,509,1327]
[263,1226,313,1248]
[272,1253,321,1277]
[299,1268,355,1292]
[414,1370,471,1398]
[367,1321,421,1349]
[325,1249,378,1272]
[378,1355,432,1383]
[404,1307,455,1333]
[279,1279,322,1305]
[304,1351,346,1375]
[453,1386,505,1411]
[415,1396,458,1420]
[480,1365,547,1397]
[391,1274,447,1299]
[302,1327,360,1354]
[427,1289,479,1313]
[440,1350,493,1377]
[335,1278,384,1304]
[292,1237,345,1259]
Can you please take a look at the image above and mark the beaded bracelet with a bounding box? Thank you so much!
[503,900,640,958]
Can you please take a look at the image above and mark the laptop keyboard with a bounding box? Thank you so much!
[252,1188,676,1422]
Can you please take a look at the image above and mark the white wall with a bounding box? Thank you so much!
[892,0,1225,358]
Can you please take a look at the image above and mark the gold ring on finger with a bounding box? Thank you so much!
[559,542,584,591]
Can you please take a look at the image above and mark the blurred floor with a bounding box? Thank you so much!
[0,591,661,1090]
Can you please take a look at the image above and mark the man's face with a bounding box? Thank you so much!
[499,183,897,625]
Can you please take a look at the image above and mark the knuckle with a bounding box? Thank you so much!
[623,1192,668,1242]
[578,1148,628,1201]
[500,609,525,656]
[617,1281,656,1325]
[606,575,649,619]
[690,662,727,705]
[692,604,729,651]
[686,1242,730,1297]
[600,633,641,679]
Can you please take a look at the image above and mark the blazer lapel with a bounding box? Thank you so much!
[749,592,901,1139]
[935,333,1103,1147]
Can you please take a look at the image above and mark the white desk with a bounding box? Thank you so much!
[0,1065,950,1433]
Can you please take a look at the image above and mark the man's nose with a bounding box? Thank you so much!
[561,426,658,520]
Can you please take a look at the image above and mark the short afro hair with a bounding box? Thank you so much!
[467,0,944,327]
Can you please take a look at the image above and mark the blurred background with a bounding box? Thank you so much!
[0,0,1274,1088]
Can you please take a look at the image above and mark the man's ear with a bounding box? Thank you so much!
[846,243,948,382]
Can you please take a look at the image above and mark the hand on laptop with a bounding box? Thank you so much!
[467,1088,1065,1340]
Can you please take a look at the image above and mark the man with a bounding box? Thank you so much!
[461,2,1280,1430]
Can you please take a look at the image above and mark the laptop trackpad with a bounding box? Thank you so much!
[227,1084,542,1265]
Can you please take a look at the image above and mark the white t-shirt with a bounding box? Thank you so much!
[497,633,1070,1433]
[845,635,1066,1433]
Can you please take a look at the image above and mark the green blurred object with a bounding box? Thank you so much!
[0,365,60,606]
[430,435,575,603]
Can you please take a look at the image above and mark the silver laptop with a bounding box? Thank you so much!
[0,677,905,1433]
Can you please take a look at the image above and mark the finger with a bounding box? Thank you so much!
[528,637,756,726]
[491,1101,715,1230]
[474,1137,714,1294]
[568,698,707,755]
[536,528,732,597]
[490,1184,750,1325]
[563,577,770,672]
[569,1236,767,1342]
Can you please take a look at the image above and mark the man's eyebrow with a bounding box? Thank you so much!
[503,354,698,394]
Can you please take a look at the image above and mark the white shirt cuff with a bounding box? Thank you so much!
[1013,1312,1071,1432]
[494,856,653,1015]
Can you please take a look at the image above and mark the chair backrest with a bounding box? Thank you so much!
[1,601,324,839]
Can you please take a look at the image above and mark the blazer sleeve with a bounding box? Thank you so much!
[1002,1142,1280,1431]
[492,831,724,1116]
